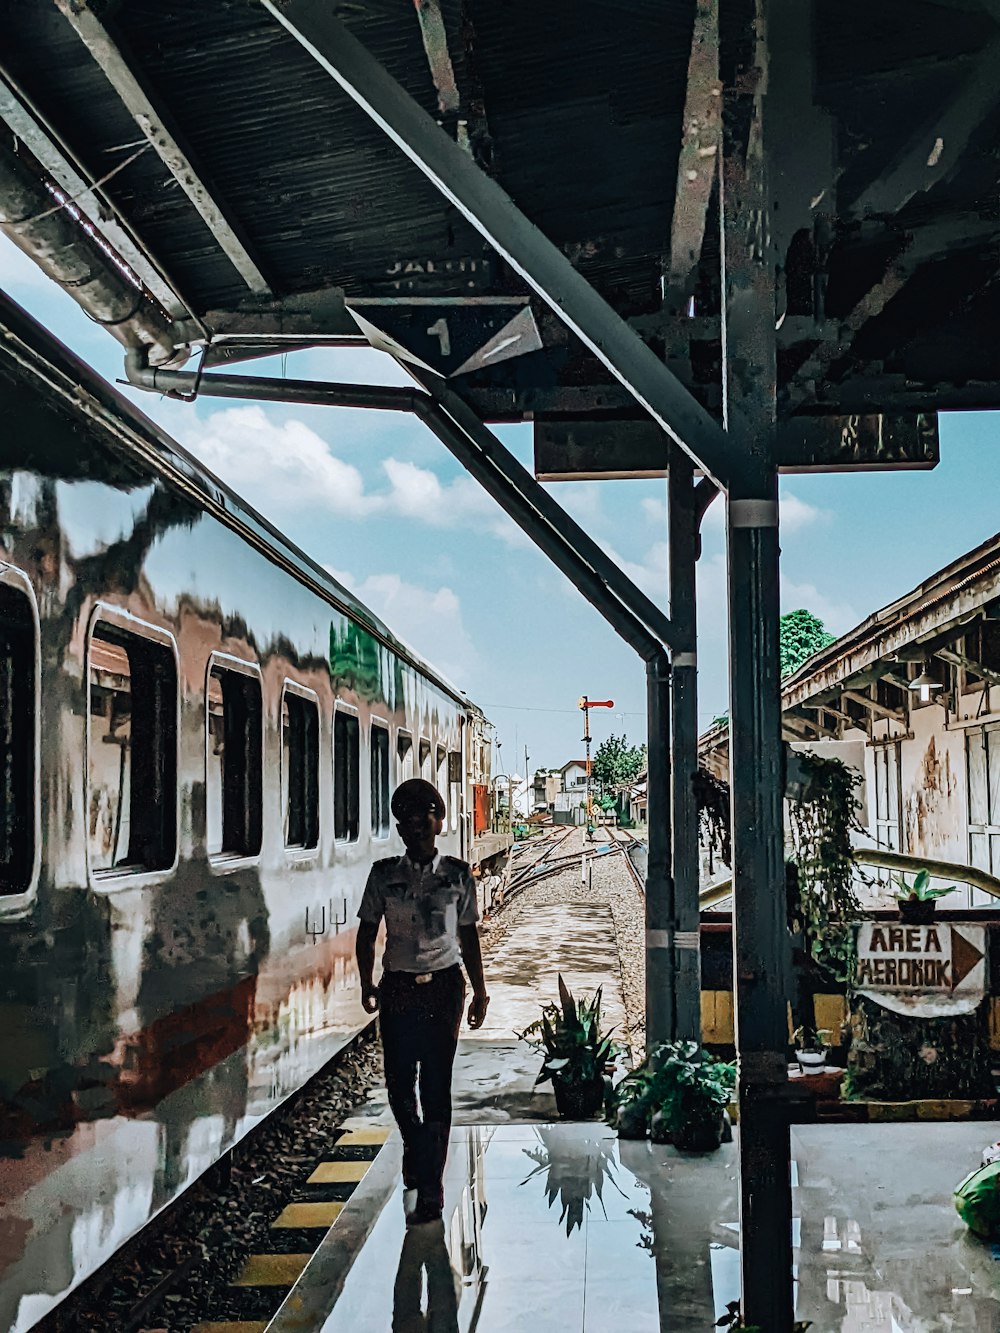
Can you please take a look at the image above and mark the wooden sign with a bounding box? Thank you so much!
[854,921,986,1017]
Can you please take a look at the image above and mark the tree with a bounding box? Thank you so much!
[708,610,836,730]
[780,608,835,678]
[591,734,646,790]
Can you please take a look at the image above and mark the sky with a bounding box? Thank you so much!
[2,231,998,776]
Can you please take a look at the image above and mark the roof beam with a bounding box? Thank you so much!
[664,0,720,316]
[841,688,906,723]
[848,36,1000,217]
[54,0,270,296]
[783,712,838,740]
[935,645,1000,689]
[0,63,192,323]
[261,0,735,491]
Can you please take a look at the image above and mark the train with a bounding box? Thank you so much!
[0,290,506,1333]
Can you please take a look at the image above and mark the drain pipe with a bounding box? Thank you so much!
[125,359,681,1047]
[0,137,183,367]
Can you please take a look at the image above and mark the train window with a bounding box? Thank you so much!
[0,581,36,897]
[88,621,176,876]
[207,660,263,859]
[419,737,432,780]
[371,722,390,839]
[282,684,319,851]
[436,745,448,818]
[334,708,360,842]
[397,730,414,782]
[448,750,462,833]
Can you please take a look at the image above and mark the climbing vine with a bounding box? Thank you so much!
[693,765,731,872]
[786,751,864,981]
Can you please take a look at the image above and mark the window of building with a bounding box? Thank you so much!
[397,730,414,782]
[335,708,360,841]
[89,619,176,876]
[207,659,263,859]
[0,579,36,897]
[371,722,391,838]
[961,623,1000,699]
[282,684,319,850]
[419,737,432,780]
[872,742,902,875]
[967,722,1000,894]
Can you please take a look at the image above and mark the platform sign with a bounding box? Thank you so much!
[854,921,986,1017]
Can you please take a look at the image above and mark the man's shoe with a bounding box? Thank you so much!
[406,1201,443,1227]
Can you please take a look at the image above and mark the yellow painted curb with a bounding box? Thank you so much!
[231,1253,311,1286]
[337,1127,390,1146]
[190,1324,268,1333]
[272,1200,344,1228]
[307,1160,370,1185]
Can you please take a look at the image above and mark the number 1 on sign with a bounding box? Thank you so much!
[427,318,451,358]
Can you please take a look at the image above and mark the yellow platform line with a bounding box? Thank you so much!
[272,1200,344,1228]
[337,1126,390,1146]
[307,1159,371,1185]
[190,1323,268,1333]
[230,1253,312,1287]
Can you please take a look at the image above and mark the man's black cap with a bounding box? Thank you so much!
[391,778,446,819]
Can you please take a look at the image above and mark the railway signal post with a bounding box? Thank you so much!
[578,696,613,840]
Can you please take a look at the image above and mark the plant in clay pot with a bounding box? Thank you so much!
[519,975,618,1120]
[791,1025,832,1074]
[892,869,956,924]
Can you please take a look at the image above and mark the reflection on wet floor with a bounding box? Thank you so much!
[266,1122,1000,1333]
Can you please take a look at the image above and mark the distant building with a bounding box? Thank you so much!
[699,530,1000,910]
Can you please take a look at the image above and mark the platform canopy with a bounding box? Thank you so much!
[3,0,998,478]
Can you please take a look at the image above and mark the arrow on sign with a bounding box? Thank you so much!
[950,926,985,989]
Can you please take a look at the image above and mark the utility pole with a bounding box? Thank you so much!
[524,746,530,819]
[578,695,613,839]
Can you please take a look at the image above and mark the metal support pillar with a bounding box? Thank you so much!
[645,650,674,1049]
[668,450,703,1042]
[722,0,794,1325]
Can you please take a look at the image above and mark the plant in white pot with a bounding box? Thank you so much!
[792,1025,831,1074]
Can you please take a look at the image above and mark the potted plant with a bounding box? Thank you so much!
[716,1300,812,1332]
[519,975,617,1119]
[608,1041,736,1151]
[892,869,956,924]
[791,1025,831,1074]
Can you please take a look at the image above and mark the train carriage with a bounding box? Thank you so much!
[0,291,498,1333]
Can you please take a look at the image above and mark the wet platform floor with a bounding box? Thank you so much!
[263,1120,1000,1332]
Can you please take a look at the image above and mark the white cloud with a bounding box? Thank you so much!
[327,567,477,682]
[780,492,829,534]
[381,457,529,547]
[184,405,373,516]
[641,496,667,527]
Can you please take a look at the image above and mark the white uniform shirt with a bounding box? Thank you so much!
[358,852,479,973]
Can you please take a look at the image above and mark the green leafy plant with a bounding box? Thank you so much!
[591,734,646,790]
[786,751,864,981]
[892,869,956,903]
[779,607,835,678]
[608,1040,735,1138]
[791,1025,832,1054]
[519,975,618,1090]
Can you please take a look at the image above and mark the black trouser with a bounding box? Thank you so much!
[379,965,465,1209]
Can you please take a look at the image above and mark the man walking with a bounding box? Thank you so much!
[356,778,489,1226]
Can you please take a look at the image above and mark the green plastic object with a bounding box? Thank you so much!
[954,1161,1000,1238]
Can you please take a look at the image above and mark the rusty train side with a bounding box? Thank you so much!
[0,293,496,1333]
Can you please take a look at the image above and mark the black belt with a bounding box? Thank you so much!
[384,965,460,986]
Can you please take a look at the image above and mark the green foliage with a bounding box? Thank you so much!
[591,733,646,790]
[780,608,836,678]
[791,1025,832,1053]
[786,751,864,981]
[892,869,957,902]
[519,976,618,1089]
[608,1041,735,1135]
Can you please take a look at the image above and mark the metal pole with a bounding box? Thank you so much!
[668,449,703,1042]
[645,650,675,1048]
[721,0,793,1324]
[582,697,593,839]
